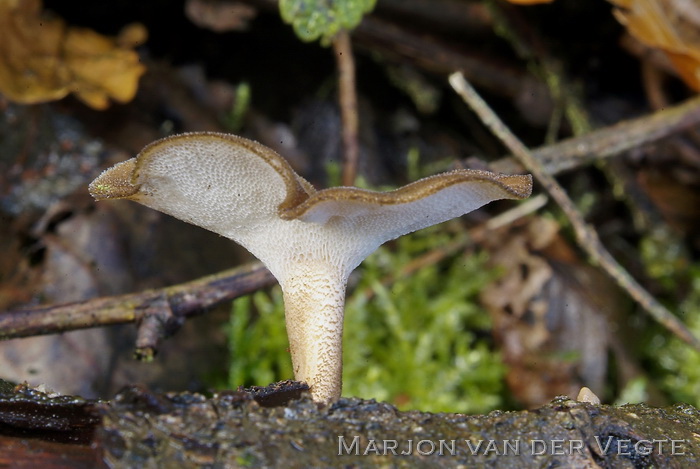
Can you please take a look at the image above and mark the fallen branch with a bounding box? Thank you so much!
[489,93,700,175]
[0,262,276,346]
[449,71,700,352]
[3,382,699,467]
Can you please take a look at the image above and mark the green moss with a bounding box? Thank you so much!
[228,291,292,389]
[640,226,690,291]
[653,268,700,407]
[222,82,251,132]
[639,226,700,407]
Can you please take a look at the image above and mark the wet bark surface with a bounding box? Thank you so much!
[1,380,698,468]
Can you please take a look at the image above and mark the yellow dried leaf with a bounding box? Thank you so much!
[0,0,146,109]
[611,0,700,90]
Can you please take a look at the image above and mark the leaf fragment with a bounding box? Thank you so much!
[611,0,700,90]
[0,0,146,109]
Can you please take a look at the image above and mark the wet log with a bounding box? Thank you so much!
[0,381,104,469]
[1,380,698,468]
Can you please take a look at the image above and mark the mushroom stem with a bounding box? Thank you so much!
[281,265,346,404]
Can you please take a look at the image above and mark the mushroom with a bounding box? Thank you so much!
[89,132,532,404]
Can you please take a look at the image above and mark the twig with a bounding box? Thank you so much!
[484,193,548,231]
[449,71,700,351]
[0,262,276,343]
[133,294,178,361]
[489,93,700,175]
[333,30,360,186]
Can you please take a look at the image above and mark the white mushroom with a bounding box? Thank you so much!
[89,131,532,404]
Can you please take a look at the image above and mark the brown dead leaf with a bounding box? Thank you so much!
[0,0,146,109]
[481,217,615,408]
[611,0,700,90]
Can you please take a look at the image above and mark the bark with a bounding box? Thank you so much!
[1,380,698,468]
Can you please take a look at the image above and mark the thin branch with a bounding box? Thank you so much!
[489,93,700,175]
[333,30,360,186]
[133,294,177,361]
[0,262,276,342]
[449,71,700,352]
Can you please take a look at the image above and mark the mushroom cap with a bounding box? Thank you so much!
[89,132,532,282]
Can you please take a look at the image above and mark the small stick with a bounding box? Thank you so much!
[485,193,548,231]
[489,92,700,175]
[134,294,179,361]
[449,71,700,351]
[0,262,276,342]
[333,30,361,186]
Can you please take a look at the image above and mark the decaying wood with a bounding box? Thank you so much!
[0,381,104,468]
[0,262,275,344]
[4,381,697,468]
